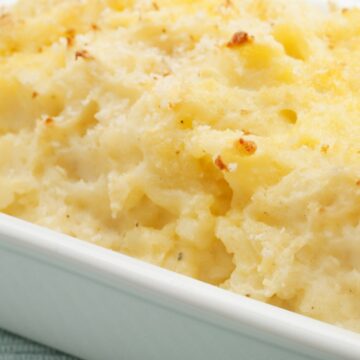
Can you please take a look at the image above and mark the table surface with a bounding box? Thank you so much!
[0,329,76,360]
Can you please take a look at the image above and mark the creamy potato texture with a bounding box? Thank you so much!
[0,0,360,332]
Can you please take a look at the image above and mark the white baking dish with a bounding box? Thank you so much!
[0,213,360,360]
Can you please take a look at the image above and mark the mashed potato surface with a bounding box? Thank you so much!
[0,0,359,332]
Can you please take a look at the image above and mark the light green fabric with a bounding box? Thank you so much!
[0,329,76,360]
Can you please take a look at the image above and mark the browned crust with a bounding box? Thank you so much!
[226,31,254,48]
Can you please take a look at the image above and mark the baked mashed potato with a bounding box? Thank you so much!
[0,0,359,332]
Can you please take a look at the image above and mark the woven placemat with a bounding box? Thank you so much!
[0,329,77,360]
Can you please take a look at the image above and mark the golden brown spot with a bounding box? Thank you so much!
[91,23,99,31]
[32,92,38,99]
[45,117,54,126]
[177,252,183,261]
[75,50,94,60]
[224,0,233,8]
[321,145,329,154]
[356,180,360,187]
[242,129,252,135]
[226,31,254,48]
[215,156,229,172]
[152,2,159,10]
[65,29,76,47]
[236,138,257,155]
